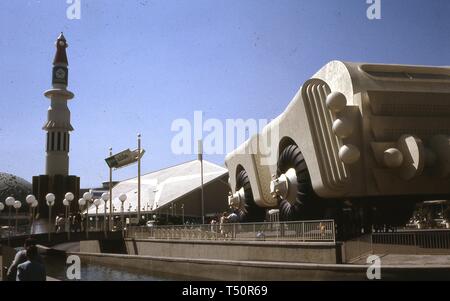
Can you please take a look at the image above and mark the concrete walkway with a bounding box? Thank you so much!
[353,254,450,266]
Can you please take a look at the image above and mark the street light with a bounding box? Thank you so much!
[119,193,127,235]
[13,200,22,235]
[101,192,109,235]
[26,194,36,235]
[198,139,205,224]
[113,206,117,229]
[0,202,4,237]
[46,193,55,241]
[181,204,185,225]
[5,196,15,243]
[64,192,74,239]
[93,198,102,231]
[31,200,38,235]
[82,191,92,239]
[78,198,86,234]
[137,133,142,225]
[63,198,70,239]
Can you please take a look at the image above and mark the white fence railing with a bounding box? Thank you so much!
[126,220,336,242]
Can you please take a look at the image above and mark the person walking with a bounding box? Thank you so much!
[219,212,228,239]
[6,238,42,281]
[57,214,65,233]
[210,218,216,232]
[16,245,46,281]
[54,214,60,232]
[226,211,239,239]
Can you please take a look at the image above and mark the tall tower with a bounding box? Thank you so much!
[33,33,80,219]
[44,32,74,176]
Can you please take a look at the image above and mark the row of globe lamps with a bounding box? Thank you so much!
[0,195,38,244]
[0,191,134,241]
[1,193,186,233]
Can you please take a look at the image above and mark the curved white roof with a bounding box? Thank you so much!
[87,160,227,216]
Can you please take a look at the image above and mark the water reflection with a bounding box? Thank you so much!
[43,254,208,281]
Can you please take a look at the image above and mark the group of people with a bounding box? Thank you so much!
[209,210,240,239]
[55,212,83,233]
[6,238,46,281]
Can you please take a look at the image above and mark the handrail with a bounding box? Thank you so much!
[125,220,336,243]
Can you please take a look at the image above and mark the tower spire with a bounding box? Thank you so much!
[53,32,68,66]
[42,33,75,176]
[32,32,80,221]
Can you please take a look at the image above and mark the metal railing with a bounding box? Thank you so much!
[343,229,450,262]
[0,219,121,240]
[372,230,450,255]
[0,225,30,239]
[126,220,335,242]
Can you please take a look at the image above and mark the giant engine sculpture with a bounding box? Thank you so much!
[225,61,450,236]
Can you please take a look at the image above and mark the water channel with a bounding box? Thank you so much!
[43,253,208,281]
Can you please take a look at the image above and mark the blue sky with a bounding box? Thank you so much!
[0,0,449,188]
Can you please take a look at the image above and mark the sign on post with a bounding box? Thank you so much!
[105,148,145,169]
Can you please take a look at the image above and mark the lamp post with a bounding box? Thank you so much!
[82,191,92,239]
[137,134,142,225]
[112,206,117,230]
[101,192,109,236]
[63,198,69,235]
[64,192,74,239]
[26,194,36,235]
[78,197,86,234]
[0,202,4,239]
[13,201,21,236]
[119,193,127,236]
[5,197,15,244]
[63,199,69,231]
[109,147,113,231]
[94,198,102,231]
[31,200,38,235]
[198,139,205,224]
[181,204,185,225]
[46,193,55,241]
